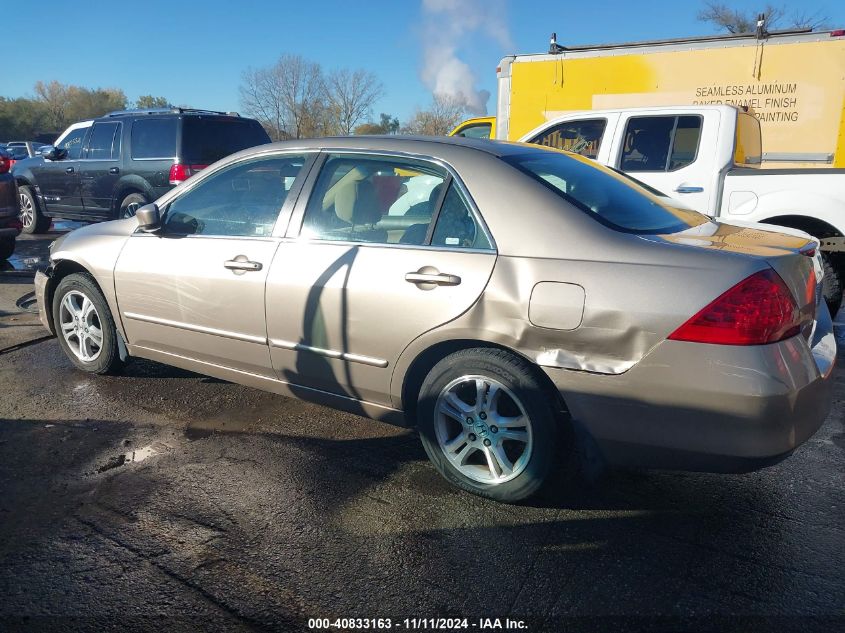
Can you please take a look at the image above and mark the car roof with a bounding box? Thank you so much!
[254,135,534,159]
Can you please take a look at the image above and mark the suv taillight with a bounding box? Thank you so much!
[169,163,208,185]
[668,269,807,345]
[0,156,10,174]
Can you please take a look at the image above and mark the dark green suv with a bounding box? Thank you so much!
[12,108,271,233]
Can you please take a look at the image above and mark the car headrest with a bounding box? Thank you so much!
[335,179,381,225]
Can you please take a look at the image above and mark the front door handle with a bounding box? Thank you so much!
[109,167,120,175]
[224,255,263,274]
[405,271,461,286]
[65,167,75,174]
[675,185,704,194]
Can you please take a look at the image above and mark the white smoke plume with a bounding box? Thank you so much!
[420,0,513,116]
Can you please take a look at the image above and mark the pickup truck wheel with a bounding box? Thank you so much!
[417,348,565,503]
[118,193,148,219]
[19,186,51,234]
[0,236,14,261]
[821,253,842,317]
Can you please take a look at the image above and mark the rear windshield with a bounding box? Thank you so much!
[503,150,709,234]
[181,117,271,164]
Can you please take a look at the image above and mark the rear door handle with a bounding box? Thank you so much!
[675,185,704,194]
[224,256,263,273]
[65,167,74,174]
[109,167,120,174]
[405,272,461,286]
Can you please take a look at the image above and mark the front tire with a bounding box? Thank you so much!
[417,348,565,503]
[52,273,124,375]
[19,186,51,234]
[0,236,14,261]
[118,193,148,219]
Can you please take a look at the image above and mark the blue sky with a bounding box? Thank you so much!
[2,0,843,123]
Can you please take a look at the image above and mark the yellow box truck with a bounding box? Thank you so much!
[467,28,845,168]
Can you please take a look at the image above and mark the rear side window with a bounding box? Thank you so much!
[131,118,177,159]
[181,118,271,164]
[619,115,702,172]
[734,113,762,166]
[529,118,606,159]
[504,149,709,234]
[85,122,121,160]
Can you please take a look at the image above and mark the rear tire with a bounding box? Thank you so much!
[52,273,124,375]
[19,186,51,234]
[0,236,14,261]
[821,253,842,317]
[417,348,566,503]
[118,193,148,219]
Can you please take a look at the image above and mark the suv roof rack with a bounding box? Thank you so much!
[104,107,240,117]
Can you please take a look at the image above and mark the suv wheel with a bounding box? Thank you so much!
[52,273,124,374]
[118,193,148,219]
[19,186,51,234]
[417,348,566,503]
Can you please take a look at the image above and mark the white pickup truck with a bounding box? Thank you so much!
[520,105,845,313]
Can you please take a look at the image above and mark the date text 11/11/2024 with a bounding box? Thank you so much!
[307,617,529,630]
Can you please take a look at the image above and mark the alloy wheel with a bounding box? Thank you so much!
[121,202,141,219]
[19,192,33,229]
[434,375,533,484]
[58,290,104,362]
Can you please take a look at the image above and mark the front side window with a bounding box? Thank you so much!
[453,123,491,139]
[131,118,177,159]
[619,115,702,172]
[529,119,606,159]
[85,122,120,160]
[58,127,88,160]
[504,149,709,234]
[164,154,308,237]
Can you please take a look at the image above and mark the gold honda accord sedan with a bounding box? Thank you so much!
[34,136,835,502]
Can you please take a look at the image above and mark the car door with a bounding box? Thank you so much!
[80,120,122,218]
[113,152,314,377]
[611,111,719,213]
[266,152,497,406]
[34,125,87,214]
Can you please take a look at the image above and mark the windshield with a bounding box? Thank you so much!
[181,117,271,164]
[503,150,709,234]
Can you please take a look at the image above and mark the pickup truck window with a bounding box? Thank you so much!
[620,115,702,172]
[529,118,606,159]
[453,123,492,139]
[505,150,709,234]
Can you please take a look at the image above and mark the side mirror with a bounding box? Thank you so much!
[39,145,67,161]
[135,203,161,232]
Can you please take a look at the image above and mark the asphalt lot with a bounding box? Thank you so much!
[0,227,844,632]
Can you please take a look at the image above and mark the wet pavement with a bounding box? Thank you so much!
[0,225,843,632]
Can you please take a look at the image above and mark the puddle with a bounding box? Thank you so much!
[92,441,171,474]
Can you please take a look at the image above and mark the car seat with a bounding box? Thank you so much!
[334,179,387,243]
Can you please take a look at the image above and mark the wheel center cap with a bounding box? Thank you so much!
[474,421,489,437]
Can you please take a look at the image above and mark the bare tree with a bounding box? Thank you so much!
[324,68,384,136]
[240,54,326,140]
[697,2,829,33]
[402,94,467,136]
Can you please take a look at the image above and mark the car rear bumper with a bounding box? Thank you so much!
[543,305,836,473]
[34,268,53,334]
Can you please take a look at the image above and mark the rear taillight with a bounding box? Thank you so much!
[669,269,806,345]
[168,163,208,185]
[0,156,9,174]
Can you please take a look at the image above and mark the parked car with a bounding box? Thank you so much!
[34,136,834,502]
[0,149,21,260]
[12,108,271,234]
[5,143,41,167]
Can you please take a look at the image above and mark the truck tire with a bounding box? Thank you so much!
[821,253,842,317]
[0,236,14,261]
[19,186,51,234]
